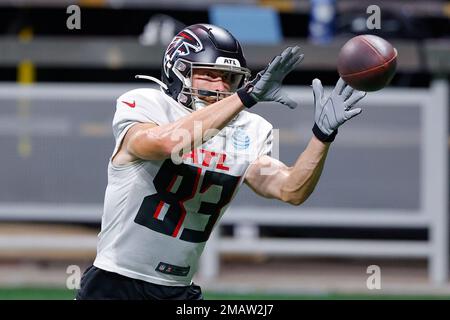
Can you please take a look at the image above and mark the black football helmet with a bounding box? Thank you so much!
[160,24,251,109]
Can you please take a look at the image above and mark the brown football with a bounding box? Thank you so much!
[337,34,398,91]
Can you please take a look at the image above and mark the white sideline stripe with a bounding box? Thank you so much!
[0,236,429,257]
[218,239,430,258]
[0,203,103,222]
[0,84,427,147]
[0,235,97,250]
[0,120,421,147]
[0,83,429,106]
[222,208,428,228]
[284,86,429,107]
[0,83,137,101]
[281,128,421,148]
[0,204,428,227]
[0,116,71,136]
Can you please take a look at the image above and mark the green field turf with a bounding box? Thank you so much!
[0,288,449,300]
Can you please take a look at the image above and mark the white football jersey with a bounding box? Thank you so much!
[94,88,273,286]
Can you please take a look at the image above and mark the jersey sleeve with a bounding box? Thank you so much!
[111,89,171,158]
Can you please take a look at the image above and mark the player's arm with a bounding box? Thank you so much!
[245,77,367,205]
[245,136,330,205]
[120,46,304,162]
[124,94,245,161]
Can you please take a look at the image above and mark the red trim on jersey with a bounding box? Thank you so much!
[153,175,178,219]
[199,181,212,194]
[172,167,202,237]
[198,175,242,234]
[167,174,178,193]
[153,201,164,219]
[200,176,241,200]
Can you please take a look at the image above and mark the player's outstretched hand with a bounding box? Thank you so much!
[312,77,366,143]
[237,46,304,109]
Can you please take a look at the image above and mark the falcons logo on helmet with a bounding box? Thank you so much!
[163,29,203,77]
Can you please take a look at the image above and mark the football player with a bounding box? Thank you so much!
[76,24,366,300]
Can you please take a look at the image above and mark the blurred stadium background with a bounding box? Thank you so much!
[0,0,449,299]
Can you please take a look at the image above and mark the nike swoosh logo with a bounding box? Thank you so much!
[122,100,136,108]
